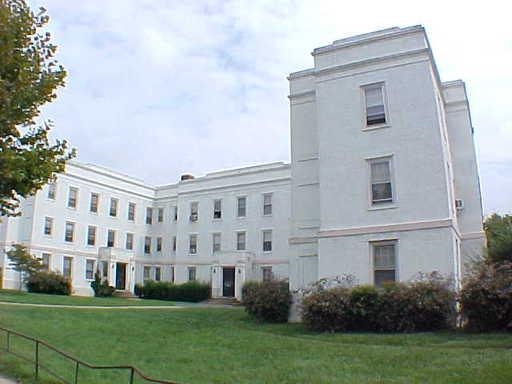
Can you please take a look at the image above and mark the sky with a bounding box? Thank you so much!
[29,0,511,214]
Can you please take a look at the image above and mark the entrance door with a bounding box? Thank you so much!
[115,263,126,290]
[222,267,235,297]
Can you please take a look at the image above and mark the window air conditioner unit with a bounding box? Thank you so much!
[455,199,464,211]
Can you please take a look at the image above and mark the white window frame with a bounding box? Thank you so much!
[109,198,118,217]
[47,183,56,200]
[63,256,73,278]
[146,207,153,225]
[157,207,164,223]
[154,266,161,281]
[172,236,177,252]
[262,266,273,282]
[43,216,53,236]
[371,240,398,287]
[90,193,99,213]
[144,236,151,254]
[188,266,196,281]
[367,155,396,208]
[212,233,221,253]
[143,265,151,282]
[262,230,272,252]
[213,199,222,219]
[64,221,75,243]
[237,196,246,218]
[362,82,389,130]
[85,259,95,280]
[107,229,116,248]
[156,236,162,252]
[67,187,78,209]
[189,234,198,254]
[190,202,198,222]
[87,225,96,246]
[128,202,136,221]
[263,193,272,216]
[236,231,246,251]
[41,253,51,271]
[126,233,134,250]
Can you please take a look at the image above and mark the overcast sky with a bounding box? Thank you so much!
[30,0,511,214]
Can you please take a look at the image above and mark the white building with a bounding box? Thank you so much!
[0,26,485,299]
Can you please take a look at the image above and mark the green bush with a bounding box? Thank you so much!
[242,280,291,323]
[90,272,115,297]
[460,262,512,332]
[302,280,455,332]
[26,271,71,295]
[136,281,210,302]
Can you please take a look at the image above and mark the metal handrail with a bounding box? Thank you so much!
[0,326,179,384]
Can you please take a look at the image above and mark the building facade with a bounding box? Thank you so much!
[0,26,485,299]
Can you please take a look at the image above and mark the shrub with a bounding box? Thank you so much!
[134,283,143,297]
[90,272,115,297]
[26,271,71,295]
[301,278,455,332]
[136,281,210,302]
[242,280,291,323]
[460,262,512,332]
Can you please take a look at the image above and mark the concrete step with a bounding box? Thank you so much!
[206,297,242,306]
[113,290,137,298]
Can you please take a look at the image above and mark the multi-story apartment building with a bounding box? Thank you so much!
[0,26,485,299]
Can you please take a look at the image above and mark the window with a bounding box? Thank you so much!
[64,221,75,242]
[63,256,72,278]
[263,230,272,252]
[172,236,177,252]
[143,266,151,282]
[43,217,53,236]
[212,233,221,253]
[157,207,164,223]
[213,199,222,219]
[47,183,56,200]
[90,193,99,213]
[373,241,397,287]
[144,236,151,254]
[41,253,51,271]
[173,206,178,221]
[170,266,175,283]
[126,233,134,250]
[155,267,161,281]
[156,237,162,252]
[188,267,196,281]
[107,229,115,247]
[364,84,386,126]
[128,202,136,221]
[189,234,197,254]
[87,226,96,246]
[370,159,393,205]
[263,193,272,215]
[68,187,78,208]
[237,196,246,217]
[190,202,198,222]
[262,267,272,282]
[236,231,246,251]
[146,207,153,225]
[100,261,108,279]
[109,198,118,217]
[85,259,95,280]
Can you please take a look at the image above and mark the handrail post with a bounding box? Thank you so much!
[35,340,39,380]
[130,367,134,384]
[74,361,79,384]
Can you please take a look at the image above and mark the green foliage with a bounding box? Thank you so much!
[90,271,115,297]
[136,280,211,302]
[242,280,291,323]
[302,280,455,333]
[484,213,512,264]
[26,270,71,295]
[460,262,512,332]
[0,0,75,216]
[6,243,43,277]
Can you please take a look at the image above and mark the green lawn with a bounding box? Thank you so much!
[0,289,175,306]
[0,298,511,383]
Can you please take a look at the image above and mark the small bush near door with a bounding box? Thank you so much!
[26,271,71,295]
[242,280,291,323]
[90,272,115,297]
[135,281,210,302]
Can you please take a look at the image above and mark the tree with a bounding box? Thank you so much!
[484,213,512,264]
[6,243,43,289]
[0,0,75,217]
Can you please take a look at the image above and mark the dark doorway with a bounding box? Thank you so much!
[222,267,235,297]
[115,263,127,290]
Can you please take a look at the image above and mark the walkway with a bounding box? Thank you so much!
[0,301,236,309]
[0,374,17,384]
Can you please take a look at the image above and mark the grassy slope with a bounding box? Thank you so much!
[0,303,511,384]
[0,289,175,306]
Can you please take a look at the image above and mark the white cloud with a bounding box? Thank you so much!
[29,0,512,214]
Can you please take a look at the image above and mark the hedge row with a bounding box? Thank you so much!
[26,271,72,295]
[460,262,512,332]
[134,280,210,302]
[302,281,455,332]
[242,280,291,323]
